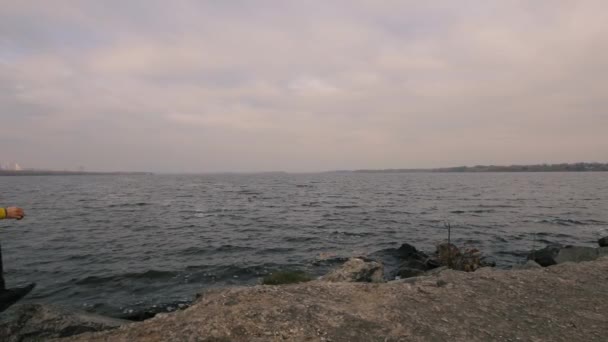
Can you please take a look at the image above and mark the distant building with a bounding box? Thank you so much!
[0,162,24,171]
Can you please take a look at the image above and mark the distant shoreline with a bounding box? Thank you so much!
[349,162,608,173]
[0,170,152,176]
[2,162,607,175]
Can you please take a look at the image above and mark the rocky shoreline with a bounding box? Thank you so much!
[2,239,608,341]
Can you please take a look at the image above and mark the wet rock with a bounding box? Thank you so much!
[599,237,608,247]
[528,244,562,267]
[117,301,191,321]
[479,256,497,268]
[395,267,425,279]
[393,244,440,279]
[395,259,427,278]
[322,258,384,283]
[0,304,129,342]
[395,243,422,259]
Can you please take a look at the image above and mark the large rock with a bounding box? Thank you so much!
[479,256,497,268]
[527,244,562,267]
[393,244,440,279]
[529,245,602,267]
[554,246,598,264]
[322,258,384,283]
[396,260,428,278]
[56,258,608,341]
[0,304,129,342]
[599,237,608,247]
[395,243,422,259]
[391,242,493,278]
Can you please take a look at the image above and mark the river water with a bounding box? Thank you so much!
[1,172,607,317]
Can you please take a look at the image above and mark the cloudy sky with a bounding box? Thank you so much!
[1,1,606,172]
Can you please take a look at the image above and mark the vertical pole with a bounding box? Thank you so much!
[0,242,5,290]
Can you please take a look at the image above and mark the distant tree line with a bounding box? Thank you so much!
[353,162,608,173]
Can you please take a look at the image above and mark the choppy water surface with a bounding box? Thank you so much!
[1,173,607,316]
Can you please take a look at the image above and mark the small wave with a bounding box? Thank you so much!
[310,256,350,266]
[478,204,518,208]
[215,244,255,252]
[377,219,400,224]
[520,232,574,241]
[179,246,211,255]
[108,202,150,208]
[538,218,592,226]
[334,205,360,209]
[119,300,191,321]
[554,233,572,238]
[203,263,301,281]
[178,209,206,214]
[460,238,484,245]
[330,230,374,237]
[450,209,495,214]
[283,236,320,243]
[256,247,295,254]
[495,250,529,258]
[237,190,261,195]
[234,227,263,233]
[75,270,178,285]
[64,253,95,261]
[77,198,98,203]
[169,224,199,230]
[376,208,412,215]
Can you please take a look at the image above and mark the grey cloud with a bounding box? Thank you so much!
[0,1,606,172]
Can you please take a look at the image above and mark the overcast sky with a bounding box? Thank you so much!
[1,1,607,172]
